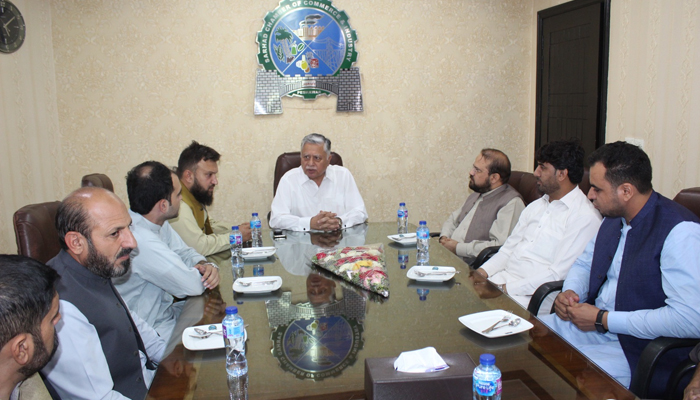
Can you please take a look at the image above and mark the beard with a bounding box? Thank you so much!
[190,178,214,206]
[469,176,491,194]
[19,330,59,378]
[536,178,560,196]
[85,239,132,279]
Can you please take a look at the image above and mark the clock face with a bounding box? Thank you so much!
[0,0,25,53]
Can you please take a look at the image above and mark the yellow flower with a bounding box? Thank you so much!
[354,260,373,269]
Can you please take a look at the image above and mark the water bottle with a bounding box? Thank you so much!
[397,202,408,234]
[398,249,409,269]
[253,265,264,276]
[232,258,244,281]
[473,353,502,400]
[227,371,248,400]
[250,213,262,247]
[416,220,430,265]
[416,288,429,301]
[230,226,243,258]
[223,306,246,358]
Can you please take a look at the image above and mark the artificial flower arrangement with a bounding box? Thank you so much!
[311,243,389,297]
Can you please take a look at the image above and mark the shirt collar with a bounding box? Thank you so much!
[129,209,161,234]
[299,165,334,185]
[547,185,584,209]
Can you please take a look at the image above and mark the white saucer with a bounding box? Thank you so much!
[241,247,276,260]
[458,309,533,338]
[388,233,417,246]
[233,276,282,293]
[182,323,247,351]
[407,266,456,282]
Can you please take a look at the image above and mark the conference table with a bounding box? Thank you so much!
[146,222,637,400]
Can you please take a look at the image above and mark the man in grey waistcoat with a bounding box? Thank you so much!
[439,149,525,266]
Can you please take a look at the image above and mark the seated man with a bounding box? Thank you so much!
[542,142,700,394]
[0,255,60,400]
[115,161,220,341]
[270,133,368,231]
[477,140,601,310]
[42,187,165,399]
[169,141,250,256]
[438,148,525,265]
[685,344,700,399]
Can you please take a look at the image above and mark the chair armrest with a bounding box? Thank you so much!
[664,358,697,400]
[471,246,501,269]
[429,232,440,238]
[630,337,700,398]
[526,280,564,315]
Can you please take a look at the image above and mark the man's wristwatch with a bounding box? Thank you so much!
[595,309,608,333]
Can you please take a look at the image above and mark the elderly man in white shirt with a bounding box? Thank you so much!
[476,140,602,312]
[270,133,368,231]
[114,161,220,342]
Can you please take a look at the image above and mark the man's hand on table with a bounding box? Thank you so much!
[238,223,252,242]
[310,211,340,231]
[195,261,220,289]
[310,231,342,248]
[469,270,502,299]
[554,290,580,321]
[439,236,458,254]
[685,367,700,400]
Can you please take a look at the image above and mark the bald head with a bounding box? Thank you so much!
[480,149,512,184]
[56,187,126,250]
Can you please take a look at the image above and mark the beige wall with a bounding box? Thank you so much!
[1,0,700,253]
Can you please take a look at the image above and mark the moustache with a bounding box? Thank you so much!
[117,247,133,259]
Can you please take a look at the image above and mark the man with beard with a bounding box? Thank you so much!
[114,161,220,342]
[541,142,700,395]
[476,140,601,311]
[270,133,368,231]
[41,187,165,399]
[438,149,525,265]
[170,141,250,256]
[0,255,60,400]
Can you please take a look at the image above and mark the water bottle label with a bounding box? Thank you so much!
[250,220,262,229]
[224,324,243,337]
[417,231,429,239]
[398,254,408,263]
[473,378,502,396]
[397,210,406,219]
[230,234,242,245]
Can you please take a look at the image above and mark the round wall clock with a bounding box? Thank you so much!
[0,0,26,54]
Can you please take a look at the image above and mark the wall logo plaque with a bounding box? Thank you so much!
[255,0,362,114]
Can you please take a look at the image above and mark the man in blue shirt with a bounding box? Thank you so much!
[541,141,700,396]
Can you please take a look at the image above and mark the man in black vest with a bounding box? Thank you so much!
[438,148,525,265]
[42,187,165,399]
[541,142,700,396]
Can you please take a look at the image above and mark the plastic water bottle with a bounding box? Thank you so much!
[416,220,430,265]
[473,353,502,400]
[397,202,408,234]
[230,226,243,258]
[416,288,429,301]
[227,371,248,400]
[250,213,262,247]
[223,306,246,357]
[398,249,409,269]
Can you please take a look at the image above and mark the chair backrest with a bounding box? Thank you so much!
[273,151,344,195]
[673,187,700,219]
[81,173,114,192]
[13,201,62,264]
[508,169,590,206]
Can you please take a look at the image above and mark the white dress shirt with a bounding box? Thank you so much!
[482,186,601,307]
[42,300,165,400]
[113,210,207,341]
[270,165,368,231]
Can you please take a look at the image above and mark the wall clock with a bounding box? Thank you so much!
[0,0,25,54]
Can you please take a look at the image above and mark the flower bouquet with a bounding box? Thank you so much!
[311,244,389,297]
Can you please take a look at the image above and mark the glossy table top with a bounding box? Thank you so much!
[147,222,637,400]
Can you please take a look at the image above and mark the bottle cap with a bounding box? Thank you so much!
[225,306,238,315]
[232,226,239,230]
[399,202,405,206]
[479,353,495,366]
[419,220,426,225]
[252,212,258,217]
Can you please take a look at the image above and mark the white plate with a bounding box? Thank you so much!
[182,323,247,351]
[407,266,456,282]
[388,233,417,245]
[458,309,534,338]
[241,247,276,260]
[233,276,282,293]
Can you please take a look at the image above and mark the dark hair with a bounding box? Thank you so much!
[176,141,220,178]
[536,139,585,184]
[0,255,59,350]
[481,148,512,184]
[587,141,653,193]
[56,193,92,250]
[126,161,175,215]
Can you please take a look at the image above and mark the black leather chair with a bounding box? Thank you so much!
[13,201,62,264]
[272,151,343,196]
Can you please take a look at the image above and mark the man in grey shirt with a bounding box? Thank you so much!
[439,149,525,265]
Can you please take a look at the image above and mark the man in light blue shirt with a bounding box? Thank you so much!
[541,142,700,396]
